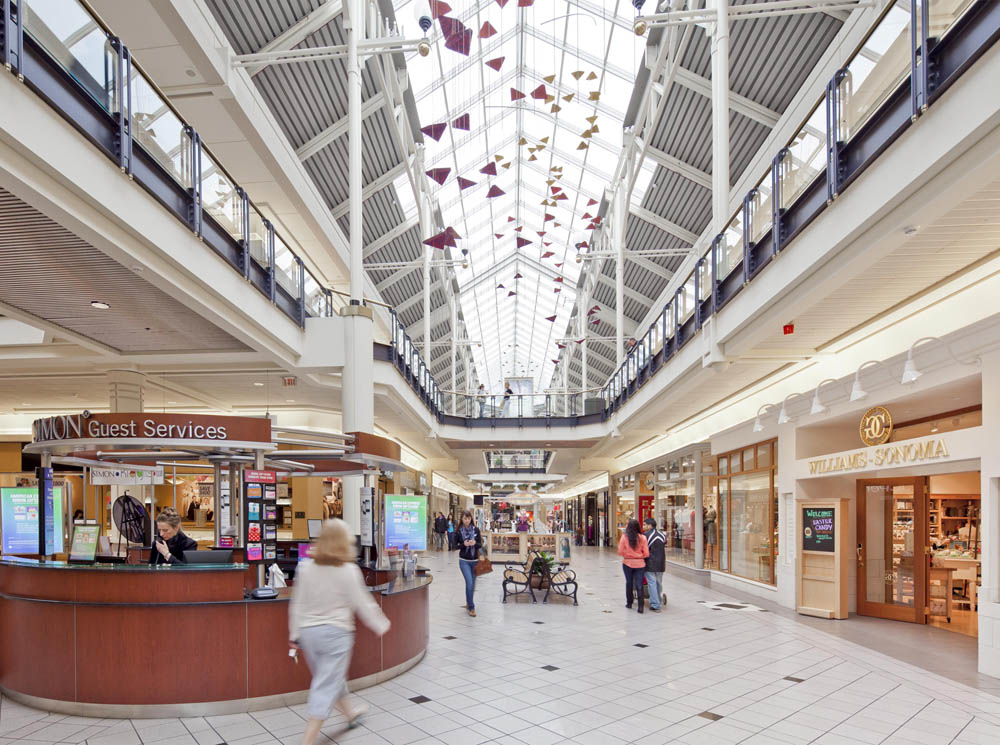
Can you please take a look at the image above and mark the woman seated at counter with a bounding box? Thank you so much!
[149,507,199,565]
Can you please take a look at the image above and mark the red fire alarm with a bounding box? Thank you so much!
[783,323,795,335]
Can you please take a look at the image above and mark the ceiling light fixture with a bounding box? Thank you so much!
[850,360,885,402]
[902,336,981,385]
[90,301,110,310]
[752,403,776,433]
[253,382,264,387]
[930,422,939,433]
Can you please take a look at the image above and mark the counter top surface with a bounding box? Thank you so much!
[0,556,247,572]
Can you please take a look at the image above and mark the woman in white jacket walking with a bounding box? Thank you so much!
[289,519,390,743]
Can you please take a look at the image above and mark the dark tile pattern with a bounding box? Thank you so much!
[409,695,431,703]
[540,665,559,671]
[698,712,723,721]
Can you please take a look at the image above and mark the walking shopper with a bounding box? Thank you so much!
[289,519,390,744]
[447,513,456,550]
[617,518,649,613]
[477,383,486,417]
[643,517,667,612]
[457,510,482,616]
[501,380,513,417]
[433,511,447,551]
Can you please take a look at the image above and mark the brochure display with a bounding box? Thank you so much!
[485,532,572,564]
[69,525,100,562]
[243,470,277,563]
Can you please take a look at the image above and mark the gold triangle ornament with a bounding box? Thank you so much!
[545,94,555,103]
[540,136,549,143]
[586,115,598,124]
[502,162,512,169]
[586,71,597,81]
[528,146,537,153]
[518,137,527,145]
[581,129,593,139]
[563,93,574,102]
[494,154,504,162]
[550,104,562,113]
[590,123,600,134]
[577,141,589,150]
[543,74,556,84]
[588,91,600,101]
[528,154,537,161]
[571,71,584,80]
[546,178,555,185]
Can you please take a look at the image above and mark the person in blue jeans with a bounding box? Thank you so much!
[456,510,482,617]
[643,517,667,612]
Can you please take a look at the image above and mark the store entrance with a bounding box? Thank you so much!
[857,473,981,636]
[857,477,927,624]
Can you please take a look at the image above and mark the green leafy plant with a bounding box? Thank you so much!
[529,551,556,577]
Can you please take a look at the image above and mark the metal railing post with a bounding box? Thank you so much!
[187,127,203,237]
[771,150,786,255]
[238,187,250,278]
[2,0,25,80]
[265,219,276,302]
[742,191,754,283]
[296,257,305,325]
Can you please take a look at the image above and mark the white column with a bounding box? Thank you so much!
[450,295,457,415]
[694,450,704,569]
[613,188,625,368]
[107,370,144,413]
[979,350,1000,677]
[580,281,589,392]
[341,0,373,536]
[711,0,731,235]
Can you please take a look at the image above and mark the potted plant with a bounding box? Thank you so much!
[529,551,555,589]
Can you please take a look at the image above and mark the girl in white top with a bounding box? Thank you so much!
[289,519,390,742]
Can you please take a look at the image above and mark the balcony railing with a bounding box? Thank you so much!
[5,0,332,327]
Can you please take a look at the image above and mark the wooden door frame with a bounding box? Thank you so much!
[857,476,928,624]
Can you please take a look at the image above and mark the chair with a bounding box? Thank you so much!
[502,551,538,603]
[543,566,579,605]
[952,564,979,611]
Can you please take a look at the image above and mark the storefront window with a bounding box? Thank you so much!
[660,477,695,567]
[717,439,777,584]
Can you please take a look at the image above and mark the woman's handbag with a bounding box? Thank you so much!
[474,550,493,576]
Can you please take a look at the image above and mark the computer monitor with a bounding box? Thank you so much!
[185,549,233,564]
[307,519,323,539]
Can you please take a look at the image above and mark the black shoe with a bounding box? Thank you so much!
[637,607,644,614]
[625,603,632,609]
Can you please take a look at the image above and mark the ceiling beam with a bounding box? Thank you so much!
[363,215,419,259]
[626,253,675,282]
[375,265,419,294]
[595,273,657,309]
[395,278,442,315]
[669,68,781,128]
[631,205,699,244]
[644,146,712,190]
[592,307,638,336]
[245,0,344,76]
[332,162,406,219]
[297,93,385,162]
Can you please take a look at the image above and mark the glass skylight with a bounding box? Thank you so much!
[398,0,645,393]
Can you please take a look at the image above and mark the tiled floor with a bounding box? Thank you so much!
[3,547,1000,744]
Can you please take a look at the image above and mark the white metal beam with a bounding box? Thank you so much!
[627,253,675,281]
[668,68,781,128]
[363,215,418,259]
[332,162,406,219]
[596,273,657,309]
[645,145,713,190]
[297,93,385,161]
[246,0,344,76]
[631,205,700,244]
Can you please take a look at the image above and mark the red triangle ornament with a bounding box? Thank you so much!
[426,167,450,185]
[479,21,497,38]
[510,88,526,101]
[516,237,531,248]
[485,57,504,72]
[486,185,505,198]
[480,162,498,176]
[420,123,447,141]
[451,113,470,130]
[457,176,476,190]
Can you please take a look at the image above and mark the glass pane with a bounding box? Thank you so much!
[661,478,695,567]
[698,251,711,302]
[838,3,912,142]
[131,71,191,187]
[864,484,915,606]
[750,175,773,243]
[718,456,728,476]
[201,152,241,242]
[780,103,826,210]
[248,208,268,266]
[729,472,773,583]
[718,212,743,279]
[681,274,696,321]
[730,453,741,474]
[757,442,772,468]
[273,235,299,296]
[929,0,977,40]
[704,479,719,570]
[718,479,729,572]
[743,448,755,471]
[23,0,116,111]
[304,271,324,316]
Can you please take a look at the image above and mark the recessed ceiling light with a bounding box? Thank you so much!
[253,382,264,387]
[90,301,110,310]
[286,399,296,403]
[21,402,30,406]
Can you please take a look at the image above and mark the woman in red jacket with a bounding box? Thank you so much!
[618,519,650,613]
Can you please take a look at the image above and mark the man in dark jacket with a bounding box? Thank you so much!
[433,512,448,551]
[643,517,667,612]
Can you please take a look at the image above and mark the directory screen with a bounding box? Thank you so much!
[1,486,64,554]
[384,494,427,552]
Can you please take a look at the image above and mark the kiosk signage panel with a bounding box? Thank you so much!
[1,485,64,554]
[243,470,278,563]
[802,507,836,552]
[70,525,100,562]
[384,494,427,551]
[360,487,374,547]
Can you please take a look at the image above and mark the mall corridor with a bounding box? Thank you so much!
[2,548,1000,745]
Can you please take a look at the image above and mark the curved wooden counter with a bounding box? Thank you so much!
[0,558,430,716]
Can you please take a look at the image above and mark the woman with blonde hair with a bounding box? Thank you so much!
[290,519,390,741]
[149,507,198,565]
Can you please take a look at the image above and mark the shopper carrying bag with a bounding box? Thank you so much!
[289,519,390,742]
[618,519,649,613]
[457,510,483,616]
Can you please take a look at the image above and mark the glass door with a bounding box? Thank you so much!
[857,478,927,623]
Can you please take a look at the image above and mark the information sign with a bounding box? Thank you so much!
[384,494,427,551]
[360,487,374,547]
[69,525,100,562]
[0,485,64,555]
[802,507,836,552]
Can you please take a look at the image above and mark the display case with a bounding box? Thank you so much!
[488,532,524,561]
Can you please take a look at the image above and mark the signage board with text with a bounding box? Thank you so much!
[1,485,64,555]
[384,494,427,552]
[802,507,835,552]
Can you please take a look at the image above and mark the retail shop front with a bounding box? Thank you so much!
[793,403,984,638]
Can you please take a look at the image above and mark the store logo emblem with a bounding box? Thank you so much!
[859,406,892,446]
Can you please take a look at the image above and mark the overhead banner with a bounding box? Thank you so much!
[89,465,165,485]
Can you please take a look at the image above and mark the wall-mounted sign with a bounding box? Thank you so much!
[89,465,164,485]
[859,406,893,446]
[29,413,272,452]
[802,507,835,552]
[807,438,949,475]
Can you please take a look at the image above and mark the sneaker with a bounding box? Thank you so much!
[468,608,477,617]
[661,593,667,606]
[649,607,661,613]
